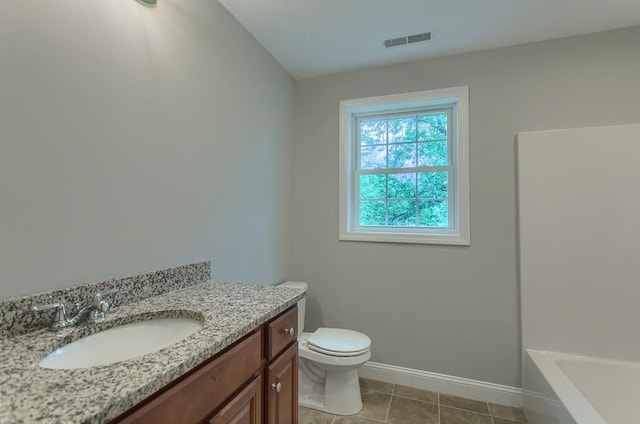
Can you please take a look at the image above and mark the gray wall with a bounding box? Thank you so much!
[291,26,640,387]
[0,0,294,298]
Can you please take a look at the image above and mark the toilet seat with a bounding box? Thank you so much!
[299,334,371,367]
[307,328,371,356]
[308,344,370,357]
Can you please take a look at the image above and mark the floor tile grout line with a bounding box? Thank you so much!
[486,403,529,424]
[438,404,493,417]
[358,378,527,423]
[385,384,395,423]
[486,401,496,424]
[391,393,439,406]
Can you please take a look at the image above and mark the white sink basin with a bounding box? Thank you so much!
[39,317,203,369]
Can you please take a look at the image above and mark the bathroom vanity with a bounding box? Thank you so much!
[0,262,305,424]
[113,306,298,424]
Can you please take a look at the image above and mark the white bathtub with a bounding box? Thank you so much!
[523,349,640,424]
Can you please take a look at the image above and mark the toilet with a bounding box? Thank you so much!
[279,281,371,415]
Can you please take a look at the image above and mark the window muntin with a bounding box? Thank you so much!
[354,109,453,230]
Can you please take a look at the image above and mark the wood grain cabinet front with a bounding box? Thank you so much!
[208,375,262,424]
[266,306,298,361]
[112,305,298,424]
[114,330,262,424]
[265,343,298,424]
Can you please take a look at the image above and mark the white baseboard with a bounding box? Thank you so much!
[359,361,523,408]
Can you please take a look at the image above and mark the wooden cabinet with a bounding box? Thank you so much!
[112,306,298,424]
[115,330,262,424]
[208,375,262,424]
[266,343,297,424]
[266,306,298,361]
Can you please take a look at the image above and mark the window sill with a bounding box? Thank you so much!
[339,231,470,246]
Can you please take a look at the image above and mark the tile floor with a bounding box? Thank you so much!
[298,378,529,424]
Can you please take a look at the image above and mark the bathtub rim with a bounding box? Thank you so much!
[525,349,611,424]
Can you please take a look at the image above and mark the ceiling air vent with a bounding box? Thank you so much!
[384,32,431,48]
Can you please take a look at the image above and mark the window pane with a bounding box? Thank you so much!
[388,117,416,143]
[359,200,386,226]
[418,200,448,227]
[388,173,416,199]
[418,141,448,166]
[359,175,386,199]
[360,146,387,169]
[360,119,387,145]
[388,200,416,226]
[388,144,416,168]
[418,172,448,199]
[418,114,447,141]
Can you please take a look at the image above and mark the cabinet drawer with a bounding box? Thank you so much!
[266,306,297,361]
[115,329,262,424]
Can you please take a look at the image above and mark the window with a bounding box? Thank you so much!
[339,87,469,245]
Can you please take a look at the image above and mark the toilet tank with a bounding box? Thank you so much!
[278,281,307,333]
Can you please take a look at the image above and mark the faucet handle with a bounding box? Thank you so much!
[32,301,73,330]
[90,288,118,323]
[32,301,66,312]
[93,288,118,302]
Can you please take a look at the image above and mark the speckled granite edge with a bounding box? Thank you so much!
[0,282,306,424]
[0,261,210,336]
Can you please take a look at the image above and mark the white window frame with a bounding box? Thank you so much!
[339,86,470,245]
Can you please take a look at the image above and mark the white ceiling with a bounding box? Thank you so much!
[217,0,640,80]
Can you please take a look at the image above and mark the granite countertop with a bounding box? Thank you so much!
[0,281,305,424]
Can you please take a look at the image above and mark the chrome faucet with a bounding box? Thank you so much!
[32,289,118,330]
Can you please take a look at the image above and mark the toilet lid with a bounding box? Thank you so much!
[307,328,371,356]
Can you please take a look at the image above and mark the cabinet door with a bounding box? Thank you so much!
[266,343,298,424]
[208,375,262,424]
[114,330,262,424]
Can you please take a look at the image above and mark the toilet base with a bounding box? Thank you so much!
[299,365,363,415]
